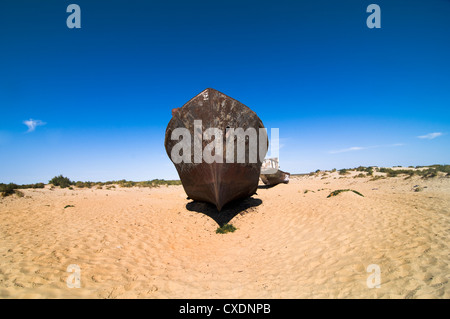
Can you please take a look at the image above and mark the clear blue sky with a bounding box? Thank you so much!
[1,0,449,184]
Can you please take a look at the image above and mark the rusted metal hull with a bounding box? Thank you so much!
[175,162,261,211]
[164,88,267,211]
[260,170,290,186]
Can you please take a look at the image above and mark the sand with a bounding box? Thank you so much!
[0,171,449,299]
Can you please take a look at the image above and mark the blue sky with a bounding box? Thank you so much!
[1,0,449,184]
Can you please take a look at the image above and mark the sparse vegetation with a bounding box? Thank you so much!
[327,189,364,198]
[370,175,386,181]
[15,190,24,198]
[0,182,45,197]
[379,168,413,178]
[378,165,450,179]
[0,183,18,197]
[423,171,437,178]
[52,178,182,189]
[0,183,36,197]
[75,181,86,188]
[111,179,182,188]
[216,223,237,234]
[49,175,73,188]
[308,165,450,181]
[354,166,374,175]
[338,169,349,175]
[2,178,182,194]
[20,183,45,189]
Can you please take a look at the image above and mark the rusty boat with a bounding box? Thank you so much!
[164,88,268,211]
[260,157,290,187]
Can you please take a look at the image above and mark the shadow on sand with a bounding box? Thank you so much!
[186,197,262,227]
[257,184,275,189]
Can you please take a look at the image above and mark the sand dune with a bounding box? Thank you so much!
[0,172,449,298]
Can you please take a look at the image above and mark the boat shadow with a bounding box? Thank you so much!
[185,197,262,227]
[257,184,275,189]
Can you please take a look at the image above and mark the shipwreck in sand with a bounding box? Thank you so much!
[260,157,290,187]
[164,88,268,211]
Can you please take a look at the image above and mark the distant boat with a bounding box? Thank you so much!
[164,88,268,211]
[260,158,290,186]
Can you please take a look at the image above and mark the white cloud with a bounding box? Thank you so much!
[329,146,366,154]
[417,132,443,140]
[329,143,404,154]
[23,119,46,132]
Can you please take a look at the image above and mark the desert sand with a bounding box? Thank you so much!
[0,170,449,299]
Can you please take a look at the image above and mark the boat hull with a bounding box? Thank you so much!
[260,170,290,187]
[176,162,260,211]
[164,88,267,211]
